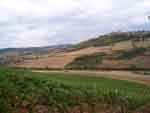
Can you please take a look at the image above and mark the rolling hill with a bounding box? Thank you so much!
[0,44,73,55]
[0,44,73,66]
[74,31,150,49]
[1,31,150,70]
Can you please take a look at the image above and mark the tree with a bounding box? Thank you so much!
[131,38,138,49]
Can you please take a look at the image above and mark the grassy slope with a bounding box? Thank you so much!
[65,32,150,70]
[74,31,150,50]
[5,31,150,70]
[74,35,128,50]
[0,68,150,113]
[67,44,150,70]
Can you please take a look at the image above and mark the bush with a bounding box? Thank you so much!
[65,53,104,70]
[117,48,146,60]
[0,68,150,113]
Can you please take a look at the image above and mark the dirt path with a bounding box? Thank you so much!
[33,70,150,85]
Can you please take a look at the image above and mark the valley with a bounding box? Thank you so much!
[0,31,150,113]
[7,31,150,70]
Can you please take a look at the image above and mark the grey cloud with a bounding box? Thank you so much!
[0,0,149,48]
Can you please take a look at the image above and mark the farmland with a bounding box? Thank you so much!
[0,68,150,113]
[0,31,150,113]
[10,32,150,70]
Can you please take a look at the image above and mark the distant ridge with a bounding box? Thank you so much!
[1,31,150,55]
[0,44,73,55]
[1,31,150,70]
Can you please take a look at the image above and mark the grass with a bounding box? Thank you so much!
[80,32,150,49]
[0,68,150,113]
[112,39,150,51]
[74,34,130,50]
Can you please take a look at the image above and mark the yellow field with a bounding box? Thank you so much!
[113,39,150,51]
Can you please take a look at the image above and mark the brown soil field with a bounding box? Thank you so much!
[14,41,150,70]
[15,55,76,69]
[99,55,150,69]
[65,46,112,55]
[14,46,112,69]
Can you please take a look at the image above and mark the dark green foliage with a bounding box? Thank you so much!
[117,48,146,60]
[0,68,150,113]
[65,53,104,70]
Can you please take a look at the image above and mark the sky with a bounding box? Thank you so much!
[0,0,150,48]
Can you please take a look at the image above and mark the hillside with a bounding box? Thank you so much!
[12,46,113,69]
[1,31,150,70]
[0,44,73,66]
[74,31,150,49]
[0,44,73,56]
[66,48,150,70]
[66,31,150,70]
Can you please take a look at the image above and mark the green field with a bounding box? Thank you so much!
[0,68,150,113]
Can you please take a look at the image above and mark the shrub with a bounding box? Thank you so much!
[117,48,146,60]
[65,53,104,70]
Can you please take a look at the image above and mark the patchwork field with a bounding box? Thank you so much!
[13,38,150,70]
[14,46,112,69]
[0,68,150,113]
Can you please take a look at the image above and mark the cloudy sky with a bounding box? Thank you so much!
[0,0,150,48]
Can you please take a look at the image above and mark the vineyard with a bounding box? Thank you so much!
[0,68,150,113]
